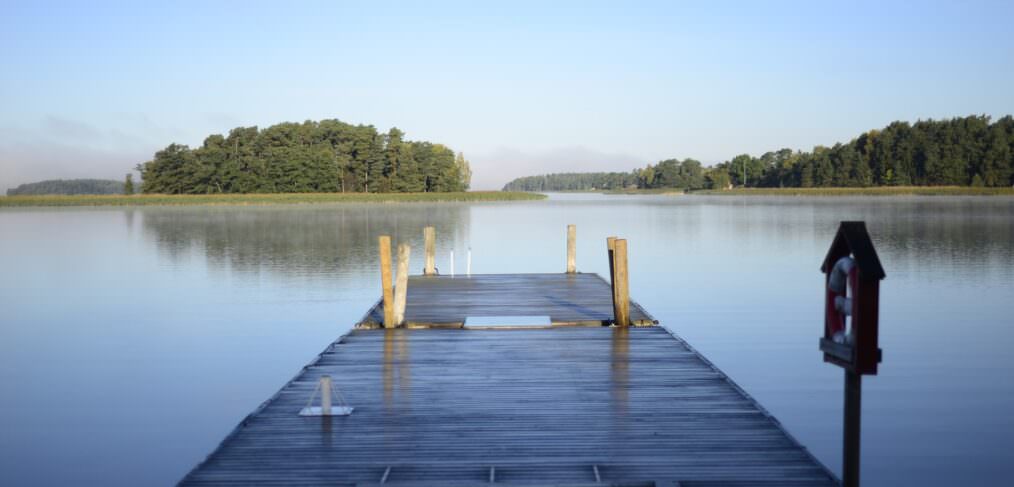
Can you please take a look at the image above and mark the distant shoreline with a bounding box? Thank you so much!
[0,191,545,207]
[538,186,1014,197]
[693,186,1014,196]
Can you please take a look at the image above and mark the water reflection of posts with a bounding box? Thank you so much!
[424,226,436,275]
[379,236,395,327]
[382,330,411,413]
[394,244,410,325]
[383,330,394,407]
[611,326,630,415]
[566,224,577,273]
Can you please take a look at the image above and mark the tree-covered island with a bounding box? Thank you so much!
[137,119,472,194]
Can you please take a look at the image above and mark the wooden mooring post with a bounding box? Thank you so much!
[394,244,410,326]
[607,237,617,321]
[566,224,576,273]
[613,238,630,326]
[378,236,394,327]
[423,226,436,275]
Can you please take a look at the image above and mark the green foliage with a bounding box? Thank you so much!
[6,179,124,196]
[137,120,473,194]
[124,174,134,195]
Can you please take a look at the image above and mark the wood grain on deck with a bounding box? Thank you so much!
[359,273,656,327]
[182,327,837,486]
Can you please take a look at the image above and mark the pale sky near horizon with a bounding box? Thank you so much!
[2,0,1013,191]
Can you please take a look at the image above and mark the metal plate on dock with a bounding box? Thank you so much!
[464,315,552,328]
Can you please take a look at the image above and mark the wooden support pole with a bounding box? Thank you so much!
[320,375,332,415]
[566,224,577,273]
[843,369,862,487]
[394,244,410,325]
[378,236,394,327]
[424,226,436,275]
[613,238,630,326]
[607,236,617,322]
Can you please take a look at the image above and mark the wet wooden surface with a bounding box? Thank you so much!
[182,327,837,486]
[359,273,656,327]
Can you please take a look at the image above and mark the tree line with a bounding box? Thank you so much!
[6,179,124,196]
[503,115,1014,191]
[137,119,472,194]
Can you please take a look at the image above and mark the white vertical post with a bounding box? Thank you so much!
[467,247,472,276]
[566,224,577,273]
[423,226,436,275]
[320,375,332,415]
[450,250,455,277]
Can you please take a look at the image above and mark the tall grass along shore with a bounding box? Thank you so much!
[0,191,545,207]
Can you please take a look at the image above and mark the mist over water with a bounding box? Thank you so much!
[1,194,1012,486]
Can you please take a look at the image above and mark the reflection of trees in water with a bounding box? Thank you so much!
[140,204,471,277]
[670,197,1014,281]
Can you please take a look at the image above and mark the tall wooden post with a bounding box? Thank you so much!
[566,224,577,273]
[394,244,411,325]
[320,375,332,415]
[607,237,617,321]
[843,370,862,487]
[613,238,630,326]
[424,226,436,275]
[378,236,394,327]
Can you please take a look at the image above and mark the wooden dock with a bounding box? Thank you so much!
[181,273,837,486]
[359,274,656,328]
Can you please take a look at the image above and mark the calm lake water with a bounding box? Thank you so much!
[1,193,1012,486]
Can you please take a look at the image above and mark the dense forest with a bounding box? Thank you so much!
[6,179,124,196]
[503,115,1014,191]
[137,119,472,194]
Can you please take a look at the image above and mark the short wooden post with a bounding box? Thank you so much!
[320,375,332,415]
[613,238,630,326]
[607,237,618,321]
[424,226,436,275]
[467,247,472,276]
[394,244,410,325]
[378,236,394,327]
[566,224,577,273]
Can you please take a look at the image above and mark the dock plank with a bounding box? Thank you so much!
[182,325,836,485]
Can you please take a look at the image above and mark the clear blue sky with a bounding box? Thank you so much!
[2,0,1012,190]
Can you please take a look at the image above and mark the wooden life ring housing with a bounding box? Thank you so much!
[826,256,858,344]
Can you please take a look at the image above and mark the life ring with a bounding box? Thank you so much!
[826,256,857,344]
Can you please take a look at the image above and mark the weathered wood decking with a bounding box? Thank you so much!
[182,274,837,486]
[359,273,656,328]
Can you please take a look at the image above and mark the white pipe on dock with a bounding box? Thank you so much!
[320,376,332,415]
[450,250,455,277]
[467,248,472,276]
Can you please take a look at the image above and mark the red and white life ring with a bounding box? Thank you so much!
[826,256,857,344]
